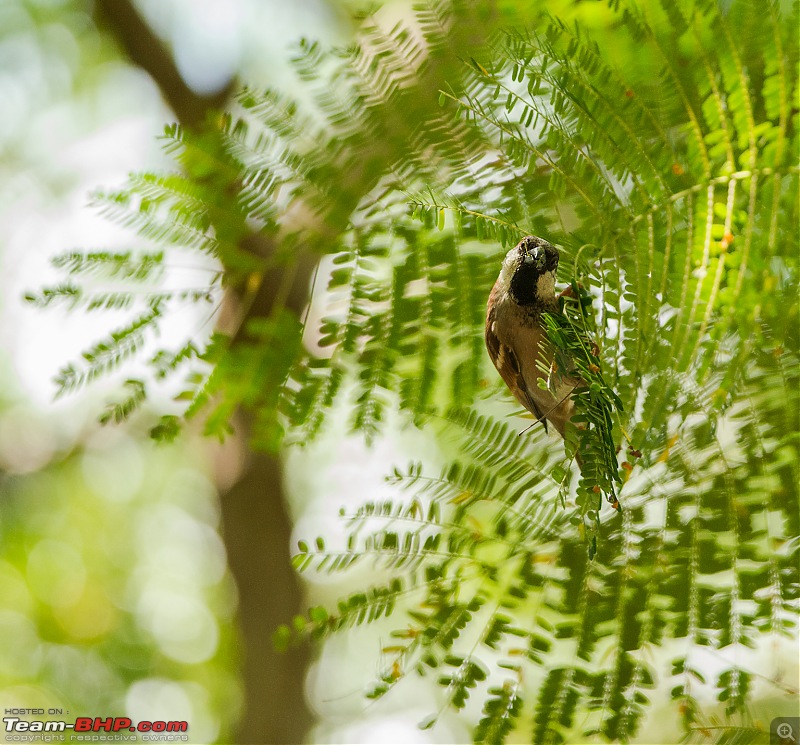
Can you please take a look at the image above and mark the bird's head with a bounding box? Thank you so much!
[498,235,560,307]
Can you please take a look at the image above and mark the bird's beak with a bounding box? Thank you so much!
[524,246,543,266]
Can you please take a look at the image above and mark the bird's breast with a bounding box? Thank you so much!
[492,291,576,435]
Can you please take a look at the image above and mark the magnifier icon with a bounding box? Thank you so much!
[778,723,795,740]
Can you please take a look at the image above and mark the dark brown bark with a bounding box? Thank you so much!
[220,452,309,745]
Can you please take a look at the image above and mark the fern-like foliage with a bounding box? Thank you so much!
[541,284,625,552]
[38,0,798,741]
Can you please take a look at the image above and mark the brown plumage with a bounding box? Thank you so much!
[485,236,578,436]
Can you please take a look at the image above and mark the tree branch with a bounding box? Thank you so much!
[94,0,233,128]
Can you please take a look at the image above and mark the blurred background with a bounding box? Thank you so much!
[2,1,479,743]
[0,1,379,743]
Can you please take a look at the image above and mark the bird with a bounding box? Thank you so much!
[484,235,623,512]
[484,235,577,436]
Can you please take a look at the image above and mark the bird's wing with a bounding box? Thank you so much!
[485,308,549,432]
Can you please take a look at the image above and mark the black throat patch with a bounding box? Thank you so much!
[509,262,542,307]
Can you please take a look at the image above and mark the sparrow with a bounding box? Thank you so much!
[484,235,578,436]
[485,235,624,514]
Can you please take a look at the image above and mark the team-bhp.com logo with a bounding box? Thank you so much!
[4,716,188,742]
